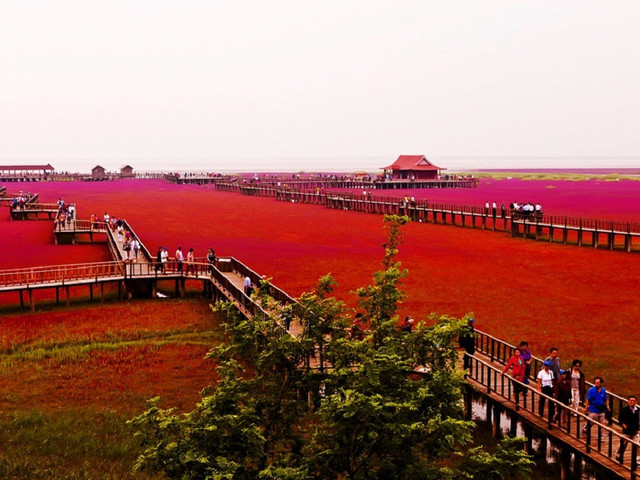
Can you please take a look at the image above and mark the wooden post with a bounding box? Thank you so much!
[100,282,104,303]
[19,290,24,308]
[491,404,502,439]
[89,284,93,300]
[464,385,473,420]
[559,446,571,480]
[573,452,583,479]
[510,413,518,437]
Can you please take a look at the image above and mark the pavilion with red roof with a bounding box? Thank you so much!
[381,155,444,180]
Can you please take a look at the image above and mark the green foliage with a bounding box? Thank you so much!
[131,215,532,480]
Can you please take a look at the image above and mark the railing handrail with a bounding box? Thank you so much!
[214,183,640,233]
[473,328,629,409]
[468,354,640,474]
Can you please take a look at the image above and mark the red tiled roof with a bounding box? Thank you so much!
[0,164,54,171]
[381,155,444,171]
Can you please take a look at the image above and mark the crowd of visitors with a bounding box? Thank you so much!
[54,197,75,229]
[150,246,217,275]
[482,201,543,218]
[10,190,34,210]
[463,327,637,463]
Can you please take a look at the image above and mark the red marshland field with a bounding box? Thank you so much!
[1,177,640,406]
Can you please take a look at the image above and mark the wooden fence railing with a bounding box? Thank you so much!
[0,261,124,289]
[468,355,640,476]
[474,329,630,422]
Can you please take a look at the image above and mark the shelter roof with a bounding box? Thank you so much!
[0,164,54,171]
[382,155,444,171]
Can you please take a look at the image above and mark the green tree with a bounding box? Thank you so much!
[130,215,533,480]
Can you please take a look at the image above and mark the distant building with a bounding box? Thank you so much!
[381,155,444,180]
[92,165,107,179]
[0,164,54,176]
[120,165,134,177]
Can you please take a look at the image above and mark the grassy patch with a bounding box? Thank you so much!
[0,409,163,479]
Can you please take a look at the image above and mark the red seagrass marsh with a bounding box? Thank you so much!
[0,176,639,478]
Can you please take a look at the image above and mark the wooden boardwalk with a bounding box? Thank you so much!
[469,330,640,479]
[2,194,638,478]
[214,183,640,254]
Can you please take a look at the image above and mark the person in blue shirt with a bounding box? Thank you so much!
[583,376,610,435]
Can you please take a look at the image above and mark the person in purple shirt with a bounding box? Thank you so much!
[519,341,532,384]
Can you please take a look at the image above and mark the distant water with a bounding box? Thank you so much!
[16,156,640,174]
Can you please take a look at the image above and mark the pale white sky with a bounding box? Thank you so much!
[1,1,639,172]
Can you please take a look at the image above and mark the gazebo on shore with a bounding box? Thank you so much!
[381,155,444,180]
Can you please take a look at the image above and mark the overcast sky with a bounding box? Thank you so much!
[1,1,638,171]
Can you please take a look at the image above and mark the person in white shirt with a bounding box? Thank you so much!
[243,276,252,295]
[175,247,184,274]
[161,247,169,273]
[537,361,555,418]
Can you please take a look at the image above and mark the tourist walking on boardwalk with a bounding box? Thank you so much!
[131,237,140,261]
[583,377,610,436]
[207,248,216,275]
[123,238,132,261]
[186,248,195,275]
[458,317,475,373]
[161,247,169,272]
[175,247,184,274]
[537,360,555,419]
[501,348,526,382]
[570,359,586,411]
[156,247,163,273]
[616,395,640,462]
[519,341,532,384]
[544,347,561,381]
[243,275,252,296]
[555,370,572,426]
[501,348,526,402]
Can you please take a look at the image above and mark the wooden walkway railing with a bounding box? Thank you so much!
[213,183,640,253]
[467,354,639,478]
[0,261,124,291]
[474,329,631,420]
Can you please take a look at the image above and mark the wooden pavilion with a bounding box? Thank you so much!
[381,155,444,180]
[0,164,54,176]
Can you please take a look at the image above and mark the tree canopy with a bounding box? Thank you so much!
[130,215,533,480]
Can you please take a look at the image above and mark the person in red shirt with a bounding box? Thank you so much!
[502,348,526,402]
